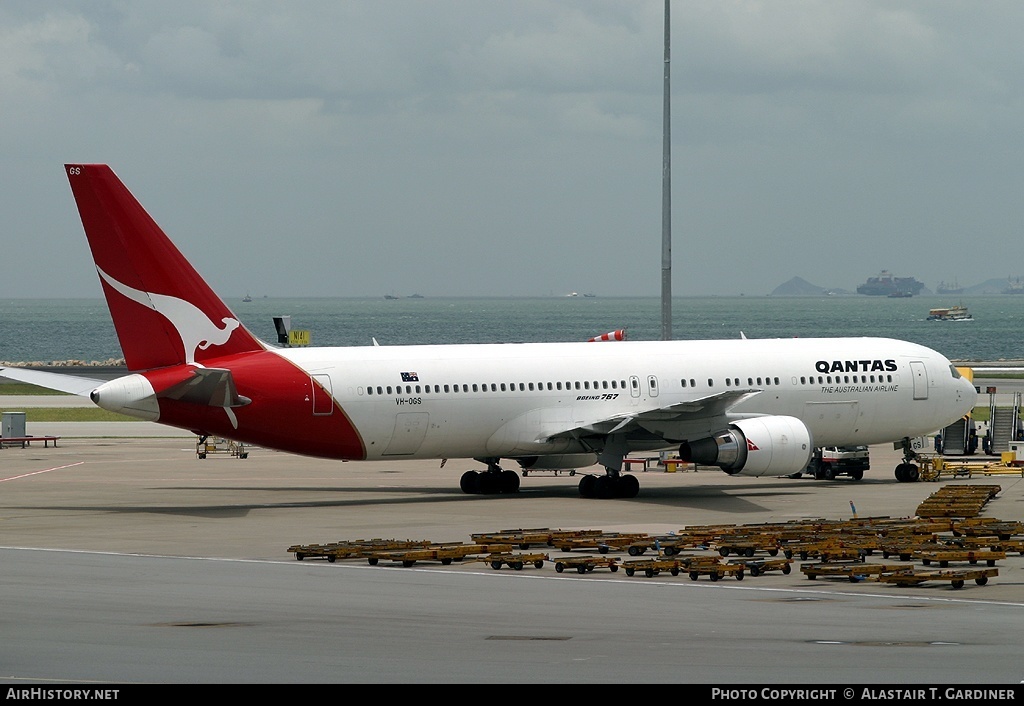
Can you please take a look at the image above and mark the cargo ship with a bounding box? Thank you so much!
[936,279,964,295]
[856,270,924,297]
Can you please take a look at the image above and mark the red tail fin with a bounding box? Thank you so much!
[65,164,265,371]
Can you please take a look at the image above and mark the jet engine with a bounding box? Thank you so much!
[678,416,812,477]
[512,453,598,471]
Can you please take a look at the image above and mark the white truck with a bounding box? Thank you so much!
[796,446,870,481]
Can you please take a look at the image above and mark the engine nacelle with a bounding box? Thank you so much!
[512,453,598,470]
[678,416,813,477]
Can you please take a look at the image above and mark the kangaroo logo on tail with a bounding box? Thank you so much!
[97,266,240,366]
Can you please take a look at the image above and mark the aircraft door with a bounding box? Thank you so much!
[647,375,660,397]
[629,376,641,398]
[383,412,429,456]
[910,361,928,400]
[310,374,334,415]
[804,400,860,438]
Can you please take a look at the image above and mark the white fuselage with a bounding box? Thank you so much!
[271,336,976,461]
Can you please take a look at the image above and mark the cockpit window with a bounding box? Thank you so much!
[949,365,962,379]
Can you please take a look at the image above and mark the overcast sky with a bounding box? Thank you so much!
[2,1,1022,299]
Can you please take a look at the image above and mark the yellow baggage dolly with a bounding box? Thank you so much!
[470,528,558,549]
[623,536,697,557]
[367,542,511,567]
[478,552,549,570]
[288,538,431,562]
[915,548,1006,568]
[622,558,686,577]
[686,562,745,582]
[801,562,906,582]
[877,567,998,589]
[955,537,1024,555]
[676,555,745,581]
[729,557,793,577]
[553,555,620,574]
[552,532,650,554]
[713,535,782,558]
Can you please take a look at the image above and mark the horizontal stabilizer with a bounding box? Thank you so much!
[157,367,251,408]
[0,367,104,397]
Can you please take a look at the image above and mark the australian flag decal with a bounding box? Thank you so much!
[401,372,419,382]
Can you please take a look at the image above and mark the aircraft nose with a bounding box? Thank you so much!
[961,377,979,412]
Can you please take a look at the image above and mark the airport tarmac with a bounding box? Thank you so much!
[1,424,1023,685]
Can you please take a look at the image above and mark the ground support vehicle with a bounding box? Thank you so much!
[367,542,511,567]
[801,562,906,582]
[919,457,1024,481]
[729,557,793,576]
[552,532,650,554]
[951,519,1023,541]
[478,552,549,570]
[870,518,955,536]
[876,567,998,589]
[915,484,1001,517]
[915,548,1006,567]
[799,445,870,480]
[782,539,867,562]
[879,539,948,562]
[954,537,1024,555]
[674,524,738,545]
[623,536,698,556]
[288,538,431,562]
[713,535,782,558]
[553,555,620,574]
[622,558,686,577]
[686,561,745,581]
[470,528,563,549]
[195,435,248,459]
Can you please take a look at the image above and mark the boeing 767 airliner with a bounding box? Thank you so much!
[0,165,977,498]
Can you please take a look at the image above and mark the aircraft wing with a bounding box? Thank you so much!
[0,366,105,397]
[157,367,251,408]
[542,389,763,441]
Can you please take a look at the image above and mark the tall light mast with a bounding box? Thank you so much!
[660,0,672,341]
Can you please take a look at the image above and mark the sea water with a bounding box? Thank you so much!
[1,295,1022,364]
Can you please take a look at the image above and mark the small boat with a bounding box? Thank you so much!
[927,304,973,321]
[242,292,253,302]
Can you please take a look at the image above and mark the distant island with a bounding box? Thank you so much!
[769,277,848,296]
[770,274,1024,296]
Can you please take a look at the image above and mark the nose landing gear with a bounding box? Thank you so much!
[894,438,920,482]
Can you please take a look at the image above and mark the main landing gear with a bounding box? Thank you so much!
[894,438,920,483]
[460,459,521,494]
[578,470,640,499]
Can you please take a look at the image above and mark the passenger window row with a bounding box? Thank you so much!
[702,374,894,388]
[362,373,897,396]
[364,378,630,396]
